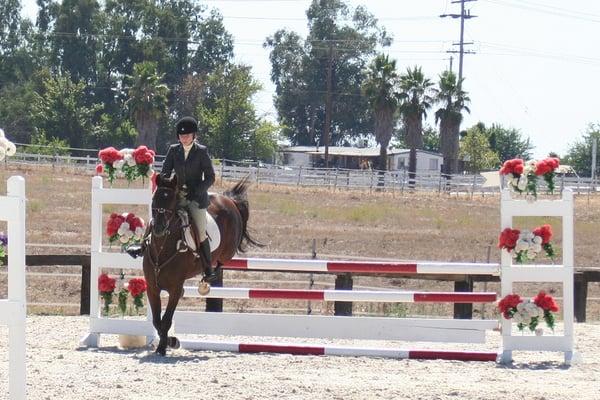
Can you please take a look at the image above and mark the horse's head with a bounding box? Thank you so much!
[151,174,179,237]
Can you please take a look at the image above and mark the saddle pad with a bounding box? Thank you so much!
[183,211,221,252]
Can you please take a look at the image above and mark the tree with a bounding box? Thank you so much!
[362,54,400,170]
[482,122,534,162]
[31,72,102,148]
[249,121,279,163]
[562,123,600,177]
[460,124,499,173]
[197,64,262,161]
[125,61,169,150]
[433,70,470,174]
[265,0,391,146]
[398,66,433,181]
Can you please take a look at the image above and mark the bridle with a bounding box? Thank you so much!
[145,186,186,278]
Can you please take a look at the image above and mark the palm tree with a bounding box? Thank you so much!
[362,54,401,171]
[433,70,470,175]
[398,66,434,184]
[125,62,170,150]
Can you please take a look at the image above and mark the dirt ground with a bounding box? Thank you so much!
[1,317,600,400]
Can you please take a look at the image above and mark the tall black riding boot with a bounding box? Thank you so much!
[200,239,217,282]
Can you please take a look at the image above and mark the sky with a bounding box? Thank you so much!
[20,0,600,158]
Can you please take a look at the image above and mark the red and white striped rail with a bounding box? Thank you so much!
[223,258,500,275]
[178,340,499,362]
[182,287,497,303]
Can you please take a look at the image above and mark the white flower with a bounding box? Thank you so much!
[5,141,16,156]
[532,243,542,253]
[0,128,4,138]
[533,236,543,245]
[526,249,538,260]
[124,153,136,167]
[513,312,524,324]
[119,235,129,244]
[0,146,5,162]
[117,222,130,236]
[521,230,534,241]
[114,159,125,170]
[507,173,514,180]
[134,227,145,238]
[517,177,527,191]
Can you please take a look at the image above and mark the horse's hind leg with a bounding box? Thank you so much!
[156,285,183,355]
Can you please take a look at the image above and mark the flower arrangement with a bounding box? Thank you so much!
[0,128,17,161]
[98,273,116,316]
[498,291,559,332]
[499,157,560,197]
[498,224,556,263]
[99,273,147,316]
[127,278,148,313]
[0,231,7,266]
[97,145,155,185]
[106,212,146,250]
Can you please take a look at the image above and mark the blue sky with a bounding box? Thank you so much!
[21,0,600,158]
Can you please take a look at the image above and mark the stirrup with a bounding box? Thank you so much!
[125,245,144,259]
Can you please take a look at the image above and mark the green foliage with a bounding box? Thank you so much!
[481,122,534,162]
[31,73,102,149]
[398,66,434,150]
[250,121,280,163]
[459,125,500,173]
[265,0,390,145]
[198,64,262,161]
[562,123,600,177]
[25,132,70,156]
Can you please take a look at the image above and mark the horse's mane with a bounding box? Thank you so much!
[223,176,263,252]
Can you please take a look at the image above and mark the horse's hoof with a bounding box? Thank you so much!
[198,281,210,295]
[168,336,181,349]
[155,347,166,356]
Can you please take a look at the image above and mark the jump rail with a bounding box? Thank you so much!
[0,176,27,400]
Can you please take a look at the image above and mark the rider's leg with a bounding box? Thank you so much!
[188,201,216,281]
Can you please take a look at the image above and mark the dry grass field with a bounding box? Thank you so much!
[0,162,599,320]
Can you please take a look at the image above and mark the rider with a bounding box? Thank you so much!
[128,116,217,282]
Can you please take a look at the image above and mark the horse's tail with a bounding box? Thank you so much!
[223,176,264,252]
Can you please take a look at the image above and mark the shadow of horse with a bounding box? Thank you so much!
[143,175,261,355]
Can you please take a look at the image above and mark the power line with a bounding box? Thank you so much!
[440,0,477,88]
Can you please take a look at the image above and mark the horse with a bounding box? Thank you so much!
[142,174,260,355]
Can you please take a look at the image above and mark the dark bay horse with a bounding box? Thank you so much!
[143,174,260,355]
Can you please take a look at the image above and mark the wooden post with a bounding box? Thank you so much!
[334,273,353,316]
[574,275,588,322]
[205,268,224,312]
[453,278,473,319]
[80,260,91,315]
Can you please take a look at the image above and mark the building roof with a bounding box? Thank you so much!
[279,146,442,158]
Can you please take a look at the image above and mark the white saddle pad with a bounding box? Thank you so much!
[183,211,220,252]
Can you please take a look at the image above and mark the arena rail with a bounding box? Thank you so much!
[0,176,27,400]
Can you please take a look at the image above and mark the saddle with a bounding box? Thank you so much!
[177,209,202,255]
[176,208,221,254]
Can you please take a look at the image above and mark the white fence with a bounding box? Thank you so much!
[80,176,155,347]
[0,176,27,400]
[5,151,596,194]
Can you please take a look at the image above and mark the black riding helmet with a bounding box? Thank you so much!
[175,116,198,136]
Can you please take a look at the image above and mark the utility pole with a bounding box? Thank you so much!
[440,0,477,89]
[323,42,334,168]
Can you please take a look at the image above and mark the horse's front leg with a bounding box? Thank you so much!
[145,284,166,355]
[156,285,183,355]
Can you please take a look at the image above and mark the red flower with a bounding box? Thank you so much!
[498,294,522,319]
[498,228,520,251]
[499,158,524,175]
[535,157,560,176]
[532,224,553,244]
[98,273,116,294]
[106,213,125,237]
[127,277,147,298]
[533,291,559,312]
[98,147,123,164]
[95,164,103,174]
[133,145,155,165]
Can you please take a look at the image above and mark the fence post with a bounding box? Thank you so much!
[453,278,473,319]
[334,273,353,316]
[205,268,224,312]
[574,275,588,322]
[297,166,303,186]
[80,260,91,315]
